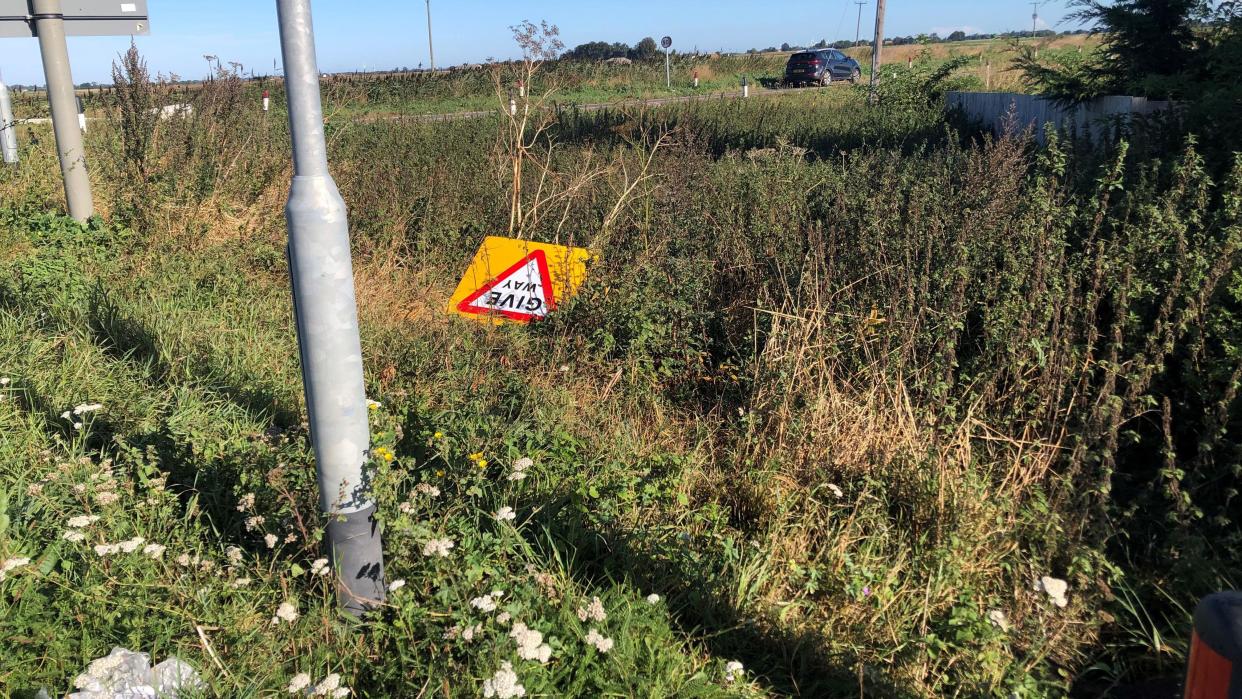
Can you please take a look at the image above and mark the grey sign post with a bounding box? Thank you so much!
[275,0,386,615]
[0,79,18,164]
[0,0,151,222]
[661,35,672,89]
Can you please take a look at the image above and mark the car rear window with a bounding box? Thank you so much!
[791,53,817,61]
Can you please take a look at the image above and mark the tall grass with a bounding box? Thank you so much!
[0,46,1237,698]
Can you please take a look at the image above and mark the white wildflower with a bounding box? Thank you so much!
[510,622,552,664]
[827,483,844,498]
[724,660,745,683]
[461,623,482,642]
[494,506,517,522]
[287,673,312,693]
[73,422,83,430]
[577,596,607,622]
[0,557,31,581]
[61,411,71,420]
[245,515,265,531]
[231,577,252,589]
[175,553,193,566]
[0,377,9,385]
[73,403,103,415]
[226,546,243,564]
[142,543,166,559]
[312,673,344,696]
[388,579,406,592]
[272,601,299,625]
[118,536,145,553]
[987,609,1011,632]
[62,529,87,542]
[508,457,533,482]
[497,611,511,625]
[482,661,525,698]
[310,557,330,576]
[94,543,120,557]
[421,538,455,558]
[646,593,661,604]
[415,483,440,497]
[1035,576,1069,608]
[585,628,614,653]
[265,533,279,549]
[67,515,100,528]
[236,493,256,512]
[94,490,119,506]
[472,594,499,612]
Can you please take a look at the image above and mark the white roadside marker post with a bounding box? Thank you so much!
[0,79,18,164]
[275,0,385,615]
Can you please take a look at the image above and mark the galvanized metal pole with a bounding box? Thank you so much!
[32,0,91,221]
[0,80,18,165]
[868,0,886,105]
[424,0,435,72]
[275,0,385,615]
[664,49,670,89]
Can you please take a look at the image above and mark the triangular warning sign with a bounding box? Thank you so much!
[456,250,557,322]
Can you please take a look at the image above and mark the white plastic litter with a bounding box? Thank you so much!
[68,647,205,699]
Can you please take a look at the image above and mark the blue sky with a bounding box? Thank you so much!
[0,1,1081,86]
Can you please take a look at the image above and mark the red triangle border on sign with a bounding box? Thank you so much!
[455,249,557,322]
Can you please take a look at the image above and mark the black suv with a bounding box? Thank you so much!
[784,50,861,87]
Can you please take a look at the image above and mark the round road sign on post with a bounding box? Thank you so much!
[661,36,673,88]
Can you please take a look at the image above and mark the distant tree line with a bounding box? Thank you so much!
[562,37,663,61]
[741,29,1088,54]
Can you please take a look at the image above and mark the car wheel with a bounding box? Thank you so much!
[820,73,832,87]
[851,68,861,83]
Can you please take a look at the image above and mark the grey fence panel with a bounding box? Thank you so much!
[946,91,1172,145]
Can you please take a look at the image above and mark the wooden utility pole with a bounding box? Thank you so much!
[868,0,885,104]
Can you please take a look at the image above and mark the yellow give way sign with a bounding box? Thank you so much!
[448,236,593,323]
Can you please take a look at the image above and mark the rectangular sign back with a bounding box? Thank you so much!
[0,1,149,38]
